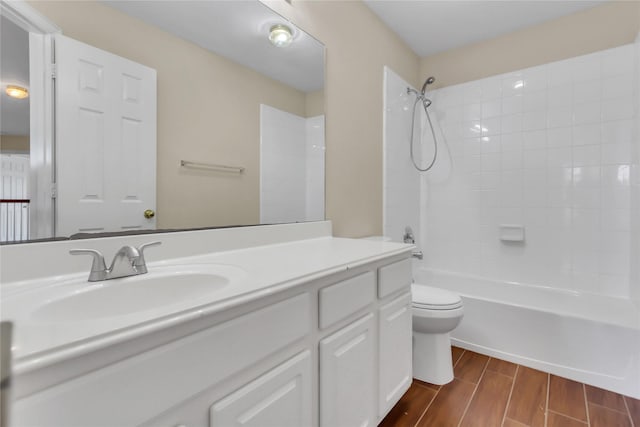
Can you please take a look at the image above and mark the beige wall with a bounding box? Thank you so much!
[265,1,419,237]
[305,90,325,118]
[0,135,30,153]
[421,1,640,89]
[30,0,309,229]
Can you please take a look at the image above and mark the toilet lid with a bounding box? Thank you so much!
[411,284,463,310]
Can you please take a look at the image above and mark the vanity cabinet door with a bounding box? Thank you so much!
[319,314,375,427]
[378,292,412,419]
[209,351,312,427]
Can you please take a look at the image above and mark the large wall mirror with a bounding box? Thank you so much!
[0,0,325,243]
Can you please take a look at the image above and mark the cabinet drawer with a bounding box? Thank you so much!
[378,258,412,298]
[13,293,311,427]
[318,271,375,329]
[210,351,312,427]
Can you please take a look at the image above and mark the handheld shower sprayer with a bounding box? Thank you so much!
[421,76,435,95]
[407,76,438,172]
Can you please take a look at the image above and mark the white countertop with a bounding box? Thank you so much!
[2,236,412,374]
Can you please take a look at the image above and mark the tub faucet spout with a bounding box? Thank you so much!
[403,226,415,244]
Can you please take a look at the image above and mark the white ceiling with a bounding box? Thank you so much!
[1,15,30,136]
[102,1,324,93]
[363,0,607,57]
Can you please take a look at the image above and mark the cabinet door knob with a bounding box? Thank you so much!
[144,209,155,219]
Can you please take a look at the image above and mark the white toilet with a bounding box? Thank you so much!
[411,283,464,385]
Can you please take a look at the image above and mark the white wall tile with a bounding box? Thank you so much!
[548,127,572,147]
[502,75,525,97]
[572,124,601,146]
[602,143,632,165]
[464,103,483,121]
[523,65,548,93]
[501,113,523,133]
[523,91,547,112]
[481,136,501,153]
[501,150,523,170]
[523,110,548,130]
[602,44,634,77]
[501,132,524,151]
[547,147,573,168]
[547,107,573,128]
[385,42,638,300]
[523,149,547,169]
[602,97,634,121]
[481,77,503,100]
[502,95,523,115]
[523,130,547,150]
[463,82,483,104]
[548,85,572,109]
[572,166,601,188]
[482,117,501,136]
[573,101,601,125]
[602,74,634,99]
[571,52,602,83]
[602,119,634,145]
[572,145,601,167]
[573,79,602,105]
[482,99,502,118]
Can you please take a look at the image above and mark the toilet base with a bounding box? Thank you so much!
[412,332,454,385]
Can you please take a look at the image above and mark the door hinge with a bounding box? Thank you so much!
[51,183,57,199]
[50,64,57,79]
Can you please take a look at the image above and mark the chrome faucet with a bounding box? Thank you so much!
[70,241,161,282]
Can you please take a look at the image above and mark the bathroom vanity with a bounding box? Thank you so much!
[1,222,413,426]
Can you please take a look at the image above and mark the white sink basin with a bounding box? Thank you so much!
[30,264,246,322]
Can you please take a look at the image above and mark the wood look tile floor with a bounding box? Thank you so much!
[380,347,640,427]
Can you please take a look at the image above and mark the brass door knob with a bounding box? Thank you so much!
[144,209,155,219]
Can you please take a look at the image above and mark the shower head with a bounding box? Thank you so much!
[421,76,436,94]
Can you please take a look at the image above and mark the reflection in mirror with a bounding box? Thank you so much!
[0,15,30,242]
[0,0,325,243]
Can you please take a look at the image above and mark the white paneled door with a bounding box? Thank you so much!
[55,34,156,236]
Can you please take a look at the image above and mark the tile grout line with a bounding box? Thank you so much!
[453,348,465,368]
[582,383,591,427]
[412,383,439,427]
[544,373,550,427]
[623,396,635,427]
[500,364,519,427]
[457,356,490,427]
[588,401,633,416]
[413,349,466,427]
[547,409,589,424]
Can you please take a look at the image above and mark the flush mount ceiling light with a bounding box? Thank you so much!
[269,24,293,47]
[5,85,29,99]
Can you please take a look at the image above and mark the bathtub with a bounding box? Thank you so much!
[414,267,640,399]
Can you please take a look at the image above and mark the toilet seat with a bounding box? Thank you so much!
[412,284,463,310]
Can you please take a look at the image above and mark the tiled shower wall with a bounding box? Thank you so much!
[260,104,325,224]
[631,36,640,302]
[385,39,639,299]
[383,67,421,244]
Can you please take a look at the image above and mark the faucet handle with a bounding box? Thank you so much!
[135,241,161,267]
[69,249,107,281]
